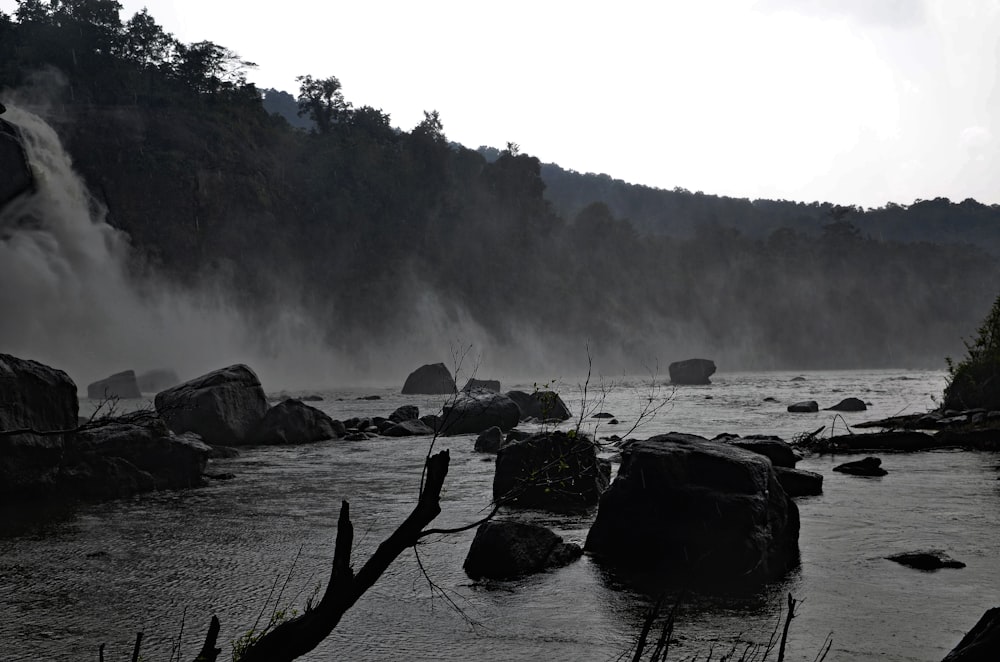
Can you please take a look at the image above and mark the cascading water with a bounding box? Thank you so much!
[0,103,341,390]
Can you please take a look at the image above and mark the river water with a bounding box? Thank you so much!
[2,369,999,661]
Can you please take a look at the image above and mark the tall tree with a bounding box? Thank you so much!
[296,75,350,134]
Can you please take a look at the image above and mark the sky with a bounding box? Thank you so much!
[4,0,999,208]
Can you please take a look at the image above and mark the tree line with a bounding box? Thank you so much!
[2,0,997,372]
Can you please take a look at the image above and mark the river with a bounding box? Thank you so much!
[2,369,998,661]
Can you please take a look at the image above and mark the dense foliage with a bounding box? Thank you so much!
[943,293,1000,410]
[2,0,998,372]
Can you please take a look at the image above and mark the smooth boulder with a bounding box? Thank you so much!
[401,363,456,394]
[834,456,887,476]
[668,358,716,385]
[252,399,339,444]
[154,364,268,446]
[887,550,965,571]
[463,520,582,579]
[493,431,609,510]
[439,392,520,435]
[475,426,504,453]
[585,433,800,585]
[504,390,572,421]
[725,435,800,468]
[788,401,819,413]
[826,397,867,412]
[462,378,501,393]
[0,353,79,496]
[86,370,141,400]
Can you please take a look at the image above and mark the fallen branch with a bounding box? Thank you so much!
[207,449,450,662]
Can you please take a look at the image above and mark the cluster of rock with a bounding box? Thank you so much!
[0,353,210,502]
[787,397,867,413]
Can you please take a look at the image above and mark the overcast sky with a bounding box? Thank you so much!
[4,0,998,208]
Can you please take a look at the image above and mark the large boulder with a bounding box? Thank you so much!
[668,358,716,385]
[462,378,501,393]
[463,520,582,580]
[136,369,181,393]
[388,405,419,423]
[251,399,339,445]
[942,607,1000,662]
[0,353,79,496]
[154,365,268,446]
[68,420,211,498]
[504,390,572,421]
[86,370,141,400]
[826,397,867,412]
[439,392,521,435]
[585,433,800,586]
[493,431,609,510]
[401,363,456,394]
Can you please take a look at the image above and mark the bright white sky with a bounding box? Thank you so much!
[4,0,999,207]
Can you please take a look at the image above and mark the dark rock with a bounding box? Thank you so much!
[376,419,396,434]
[886,550,965,571]
[343,432,369,441]
[504,390,572,421]
[401,363,456,394]
[462,378,501,393]
[299,394,323,402]
[725,435,800,468]
[934,428,1000,451]
[764,397,778,402]
[382,419,434,437]
[494,431,609,511]
[86,370,141,400]
[833,456,887,476]
[592,412,615,419]
[475,426,505,453]
[463,520,582,580]
[70,424,210,497]
[774,466,823,496]
[136,369,181,393]
[0,113,35,210]
[505,428,531,444]
[608,419,619,425]
[440,392,520,435]
[0,353,79,496]
[388,405,419,423]
[356,395,381,401]
[941,607,1000,662]
[791,376,806,382]
[585,433,800,586]
[207,445,240,459]
[826,397,867,412]
[419,414,440,432]
[251,399,338,445]
[668,358,716,385]
[154,365,269,446]
[788,401,819,413]
[206,472,236,481]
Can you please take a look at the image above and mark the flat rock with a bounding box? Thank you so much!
[774,466,823,496]
[887,550,966,571]
[833,456,887,476]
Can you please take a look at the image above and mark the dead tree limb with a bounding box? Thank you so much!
[191,615,221,662]
[221,449,451,662]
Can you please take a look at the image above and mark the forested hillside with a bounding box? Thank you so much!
[2,1,997,374]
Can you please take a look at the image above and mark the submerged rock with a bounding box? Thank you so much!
[668,358,716,385]
[887,550,965,571]
[463,520,582,580]
[154,364,269,446]
[585,433,800,586]
[833,456,887,476]
[401,363,456,394]
[86,370,142,400]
